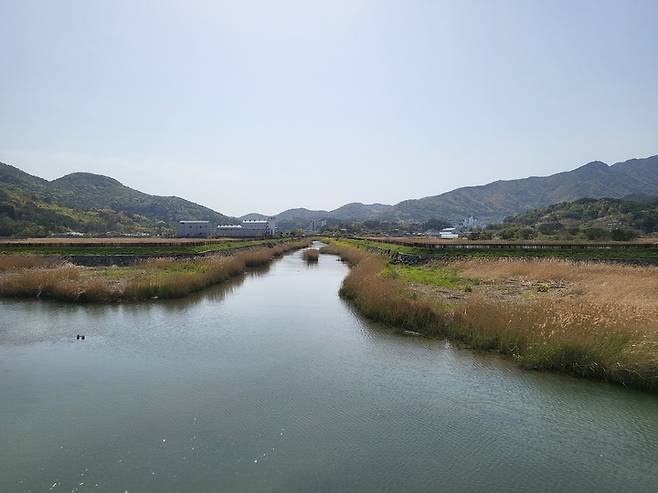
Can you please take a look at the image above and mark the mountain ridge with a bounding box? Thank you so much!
[0,162,234,236]
[264,155,658,228]
[2,154,657,236]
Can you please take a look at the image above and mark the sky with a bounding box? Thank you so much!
[1,0,657,216]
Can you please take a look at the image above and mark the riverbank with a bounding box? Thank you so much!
[320,240,658,391]
[0,237,294,258]
[349,237,658,264]
[0,240,309,302]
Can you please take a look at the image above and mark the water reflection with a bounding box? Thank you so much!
[1,245,657,493]
[0,263,280,344]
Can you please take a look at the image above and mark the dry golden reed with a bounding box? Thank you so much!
[0,255,60,271]
[302,249,319,262]
[322,242,658,390]
[0,240,309,302]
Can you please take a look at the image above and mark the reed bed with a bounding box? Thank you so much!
[302,249,319,262]
[0,255,61,271]
[340,255,444,332]
[321,242,658,390]
[319,244,367,264]
[0,240,309,302]
[452,257,658,311]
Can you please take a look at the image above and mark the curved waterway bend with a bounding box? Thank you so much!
[1,246,657,492]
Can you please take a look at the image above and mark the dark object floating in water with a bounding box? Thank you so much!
[76,335,86,340]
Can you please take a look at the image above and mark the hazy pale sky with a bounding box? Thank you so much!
[1,0,657,216]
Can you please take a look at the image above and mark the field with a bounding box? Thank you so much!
[348,237,658,263]
[0,240,309,302]
[0,237,288,256]
[321,240,658,391]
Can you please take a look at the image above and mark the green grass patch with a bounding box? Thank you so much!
[382,264,477,290]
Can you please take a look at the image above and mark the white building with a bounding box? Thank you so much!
[216,218,277,238]
[439,227,459,239]
[176,220,210,238]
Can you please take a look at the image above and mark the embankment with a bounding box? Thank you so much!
[348,237,658,265]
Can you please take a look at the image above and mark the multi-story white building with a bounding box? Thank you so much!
[216,218,277,238]
[439,227,459,239]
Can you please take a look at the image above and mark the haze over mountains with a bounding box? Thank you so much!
[249,155,658,229]
[1,154,657,236]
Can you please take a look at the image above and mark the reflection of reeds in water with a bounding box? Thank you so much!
[0,240,309,302]
[323,241,658,391]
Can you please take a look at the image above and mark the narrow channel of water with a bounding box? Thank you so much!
[1,246,657,492]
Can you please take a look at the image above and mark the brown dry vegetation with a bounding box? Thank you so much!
[322,242,658,391]
[453,257,658,311]
[302,249,319,262]
[0,255,61,271]
[0,240,309,302]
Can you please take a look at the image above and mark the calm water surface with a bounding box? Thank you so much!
[1,246,657,492]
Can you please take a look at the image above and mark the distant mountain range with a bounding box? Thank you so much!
[247,155,658,229]
[0,163,233,236]
[241,203,395,230]
[1,154,657,236]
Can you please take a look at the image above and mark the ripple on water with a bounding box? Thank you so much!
[1,251,657,493]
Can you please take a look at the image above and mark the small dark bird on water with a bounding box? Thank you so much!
[76,335,86,341]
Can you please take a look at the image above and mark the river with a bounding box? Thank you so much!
[1,245,657,492]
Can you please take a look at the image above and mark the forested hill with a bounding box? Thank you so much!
[0,163,233,236]
[485,196,658,241]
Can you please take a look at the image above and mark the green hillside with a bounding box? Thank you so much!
[0,163,233,237]
[485,197,658,240]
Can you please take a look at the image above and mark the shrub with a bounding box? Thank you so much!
[302,249,319,262]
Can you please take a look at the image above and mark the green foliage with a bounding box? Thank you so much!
[492,197,658,240]
[383,264,476,290]
[0,162,233,237]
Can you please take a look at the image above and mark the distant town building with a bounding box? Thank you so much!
[176,220,210,238]
[439,227,459,239]
[307,219,327,233]
[216,218,277,238]
[462,216,478,228]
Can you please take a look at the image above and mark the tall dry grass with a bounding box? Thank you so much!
[323,243,658,390]
[340,256,444,332]
[0,264,81,299]
[302,249,319,262]
[319,243,367,264]
[0,240,309,302]
[453,257,658,311]
[0,255,61,271]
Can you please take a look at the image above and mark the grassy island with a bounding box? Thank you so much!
[321,239,658,391]
[302,248,319,262]
[0,240,309,302]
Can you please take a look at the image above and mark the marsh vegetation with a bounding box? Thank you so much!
[321,241,658,390]
[302,248,319,262]
[0,240,309,302]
